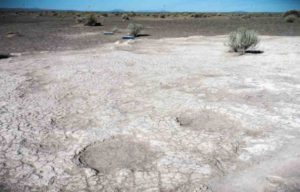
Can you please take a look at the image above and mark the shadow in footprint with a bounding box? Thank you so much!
[246,50,264,54]
[0,53,11,59]
[137,34,151,37]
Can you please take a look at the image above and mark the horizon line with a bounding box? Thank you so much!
[0,7,291,13]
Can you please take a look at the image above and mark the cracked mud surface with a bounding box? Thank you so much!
[0,36,300,192]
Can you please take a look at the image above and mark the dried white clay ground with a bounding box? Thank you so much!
[0,36,299,192]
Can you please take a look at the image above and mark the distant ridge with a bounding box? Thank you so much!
[0,7,284,13]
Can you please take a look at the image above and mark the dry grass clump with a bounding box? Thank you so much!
[283,10,300,18]
[76,16,85,24]
[227,27,259,54]
[112,26,119,33]
[101,13,108,17]
[241,14,251,19]
[85,14,101,26]
[190,13,208,18]
[160,14,166,19]
[129,12,136,17]
[128,23,144,37]
[283,10,299,23]
[285,14,297,23]
[122,14,130,21]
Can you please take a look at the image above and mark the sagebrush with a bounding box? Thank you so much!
[122,14,129,21]
[285,15,297,23]
[283,10,300,18]
[227,27,259,54]
[128,23,144,37]
[85,14,101,26]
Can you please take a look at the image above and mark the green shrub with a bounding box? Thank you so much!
[285,14,297,23]
[227,27,259,54]
[127,23,144,37]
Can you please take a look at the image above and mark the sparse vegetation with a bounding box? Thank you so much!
[284,14,297,23]
[122,14,130,21]
[190,13,208,18]
[160,14,166,19]
[76,16,85,24]
[129,12,136,17]
[6,32,22,38]
[112,26,119,33]
[283,10,300,18]
[227,27,259,54]
[85,14,101,26]
[241,14,251,19]
[128,23,144,37]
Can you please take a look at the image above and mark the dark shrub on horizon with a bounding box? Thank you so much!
[160,14,166,18]
[285,15,297,23]
[283,10,300,18]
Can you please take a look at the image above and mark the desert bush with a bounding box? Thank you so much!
[283,10,300,18]
[227,27,259,54]
[190,13,201,18]
[76,16,85,23]
[160,14,166,18]
[241,14,251,19]
[112,26,119,33]
[85,14,101,26]
[284,14,297,23]
[128,23,144,37]
[122,14,129,21]
[129,12,136,17]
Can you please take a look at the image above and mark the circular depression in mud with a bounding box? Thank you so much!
[176,109,241,133]
[78,136,159,174]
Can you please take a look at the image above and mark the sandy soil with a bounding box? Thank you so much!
[0,35,299,192]
[1,11,300,53]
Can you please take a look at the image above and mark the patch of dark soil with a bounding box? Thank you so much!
[0,12,299,53]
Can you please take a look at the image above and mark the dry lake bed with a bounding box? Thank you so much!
[0,12,300,192]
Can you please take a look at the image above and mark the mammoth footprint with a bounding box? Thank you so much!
[78,135,159,174]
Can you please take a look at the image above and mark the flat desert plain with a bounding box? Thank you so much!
[0,12,300,192]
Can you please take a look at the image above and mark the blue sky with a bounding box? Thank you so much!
[0,0,300,12]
